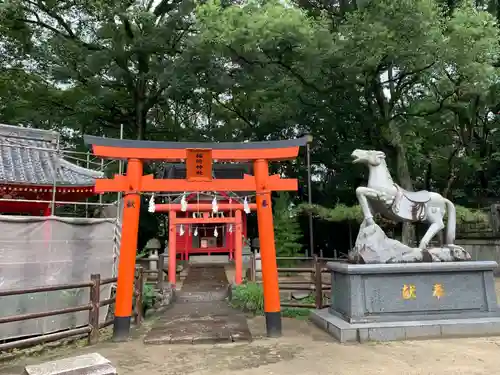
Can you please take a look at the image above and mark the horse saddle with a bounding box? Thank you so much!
[391,184,431,221]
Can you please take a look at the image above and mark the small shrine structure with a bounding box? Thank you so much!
[0,124,103,215]
[153,163,254,261]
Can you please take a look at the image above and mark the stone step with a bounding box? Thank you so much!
[189,255,229,264]
[176,288,229,303]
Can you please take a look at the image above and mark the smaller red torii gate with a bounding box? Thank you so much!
[151,202,258,283]
[84,135,308,341]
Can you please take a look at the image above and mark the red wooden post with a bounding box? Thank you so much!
[228,219,234,260]
[168,210,177,285]
[184,218,189,261]
[235,210,243,285]
[113,158,142,341]
[254,159,281,337]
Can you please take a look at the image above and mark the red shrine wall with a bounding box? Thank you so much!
[0,186,95,216]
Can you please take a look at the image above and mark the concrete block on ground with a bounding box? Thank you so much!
[24,353,117,375]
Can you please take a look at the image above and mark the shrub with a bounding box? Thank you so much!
[230,282,314,319]
[230,282,264,314]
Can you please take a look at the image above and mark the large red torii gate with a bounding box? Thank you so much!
[84,135,308,341]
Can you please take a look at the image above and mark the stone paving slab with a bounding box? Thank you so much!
[176,264,230,302]
[144,301,252,345]
[144,265,251,345]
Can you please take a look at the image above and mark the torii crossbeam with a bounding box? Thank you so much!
[84,135,309,341]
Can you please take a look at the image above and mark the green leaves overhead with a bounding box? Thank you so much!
[1,0,500,224]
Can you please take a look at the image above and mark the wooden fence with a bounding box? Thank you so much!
[0,267,146,352]
[248,255,338,309]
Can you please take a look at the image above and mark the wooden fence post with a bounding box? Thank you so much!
[88,274,101,345]
[250,253,256,282]
[157,254,165,290]
[134,267,144,326]
[314,256,323,309]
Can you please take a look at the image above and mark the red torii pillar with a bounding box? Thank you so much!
[84,135,309,341]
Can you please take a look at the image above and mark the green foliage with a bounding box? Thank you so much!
[298,203,364,223]
[142,283,156,310]
[2,0,500,250]
[273,193,303,258]
[299,203,489,225]
[282,294,315,319]
[230,282,314,318]
[0,0,202,140]
[230,282,265,315]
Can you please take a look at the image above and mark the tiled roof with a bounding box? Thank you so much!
[0,124,104,186]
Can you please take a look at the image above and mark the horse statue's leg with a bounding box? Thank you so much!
[418,206,445,250]
[355,187,377,225]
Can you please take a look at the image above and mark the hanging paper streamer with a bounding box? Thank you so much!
[180,194,188,212]
[214,227,218,237]
[194,227,198,237]
[148,193,156,213]
[228,224,233,233]
[243,196,251,214]
[212,196,218,213]
[180,224,185,236]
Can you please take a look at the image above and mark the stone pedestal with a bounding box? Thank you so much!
[310,261,500,342]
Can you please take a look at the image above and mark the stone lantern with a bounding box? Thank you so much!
[144,238,161,271]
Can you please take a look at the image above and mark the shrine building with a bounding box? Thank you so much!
[0,124,103,215]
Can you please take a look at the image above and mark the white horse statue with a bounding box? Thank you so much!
[351,149,456,250]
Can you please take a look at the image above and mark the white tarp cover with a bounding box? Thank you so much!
[0,216,117,340]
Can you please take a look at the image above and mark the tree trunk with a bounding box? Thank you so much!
[395,141,416,246]
[135,73,148,140]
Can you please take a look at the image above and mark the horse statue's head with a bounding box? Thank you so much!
[351,149,386,166]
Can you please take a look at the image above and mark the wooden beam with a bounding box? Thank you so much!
[172,217,236,224]
[94,174,298,193]
[91,145,300,161]
[153,203,257,212]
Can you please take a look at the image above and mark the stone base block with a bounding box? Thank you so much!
[328,261,500,323]
[24,353,116,375]
[311,308,500,343]
[311,261,500,343]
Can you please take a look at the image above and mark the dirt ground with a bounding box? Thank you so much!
[2,272,500,374]
[2,316,500,375]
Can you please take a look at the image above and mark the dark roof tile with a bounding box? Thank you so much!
[0,124,104,186]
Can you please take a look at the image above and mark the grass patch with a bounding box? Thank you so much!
[230,282,314,319]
